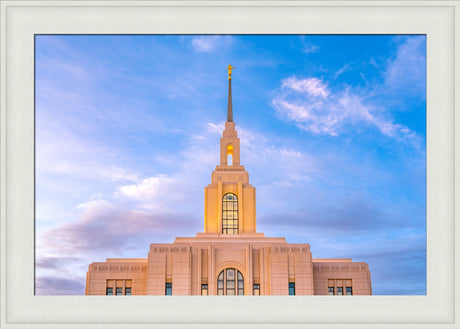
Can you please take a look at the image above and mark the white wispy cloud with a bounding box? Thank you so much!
[272,78,416,139]
[334,63,352,79]
[100,167,140,183]
[299,36,319,54]
[384,36,426,97]
[190,35,232,53]
[273,36,425,142]
[115,174,197,213]
[281,77,329,98]
[36,122,139,188]
[118,176,174,200]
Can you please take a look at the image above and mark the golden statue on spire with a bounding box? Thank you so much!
[227,64,235,80]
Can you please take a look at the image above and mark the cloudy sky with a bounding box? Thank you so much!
[35,35,426,295]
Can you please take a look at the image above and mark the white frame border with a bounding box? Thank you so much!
[0,1,458,328]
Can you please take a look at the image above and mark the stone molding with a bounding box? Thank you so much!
[150,244,191,253]
[270,244,310,253]
[313,263,369,271]
[90,264,147,272]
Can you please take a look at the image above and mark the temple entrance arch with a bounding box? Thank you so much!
[217,268,244,295]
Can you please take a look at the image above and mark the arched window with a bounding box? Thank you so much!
[222,193,238,234]
[217,268,244,295]
[227,144,233,165]
[228,154,233,165]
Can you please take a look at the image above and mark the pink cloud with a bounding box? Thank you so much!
[39,199,199,255]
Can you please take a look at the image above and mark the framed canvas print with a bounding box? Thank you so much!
[1,1,458,328]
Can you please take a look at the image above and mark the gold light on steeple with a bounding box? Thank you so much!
[227,64,235,80]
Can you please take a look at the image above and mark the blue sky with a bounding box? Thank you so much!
[35,35,426,295]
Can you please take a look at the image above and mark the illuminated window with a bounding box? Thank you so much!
[222,193,238,234]
[217,268,244,295]
[289,282,295,295]
[253,284,260,295]
[165,282,172,295]
[125,287,132,295]
[346,287,352,295]
[337,287,343,295]
[328,287,334,295]
[227,144,233,165]
[201,284,208,295]
[106,287,113,295]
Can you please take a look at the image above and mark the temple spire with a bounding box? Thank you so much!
[227,64,235,122]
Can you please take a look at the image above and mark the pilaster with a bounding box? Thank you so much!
[245,244,253,295]
[217,181,222,234]
[238,182,243,233]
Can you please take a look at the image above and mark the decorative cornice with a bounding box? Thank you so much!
[90,264,147,272]
[150,245,191,253]
[313,264,369,272]
[271,244,310,253]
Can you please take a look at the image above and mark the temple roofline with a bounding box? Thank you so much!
[105,258,147,262]
[173,234,291,244]
[313,258,352,262]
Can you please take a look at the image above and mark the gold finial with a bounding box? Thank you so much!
[227,64,235,80]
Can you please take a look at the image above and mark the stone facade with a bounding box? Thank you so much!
[85,71,372,296]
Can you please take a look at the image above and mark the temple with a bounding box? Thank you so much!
[85,66,372,296]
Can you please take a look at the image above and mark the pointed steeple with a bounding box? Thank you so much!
[227,64,235,122]
[227,78,233,122]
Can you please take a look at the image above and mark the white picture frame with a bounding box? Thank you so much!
[1,1,458,328]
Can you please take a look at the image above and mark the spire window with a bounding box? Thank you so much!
[222,193,238,234]
[227,144,233,165]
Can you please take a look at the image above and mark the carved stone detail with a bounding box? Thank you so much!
[271,245,309,253]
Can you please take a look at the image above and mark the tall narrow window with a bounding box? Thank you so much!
[222,193,238,234]
[228,154,233,165]
[226,268,235,295]
[337,287,343,295]
[289,282,295,295]
[217,268,244,295]
[165,282,172,295]
[328,287,335,295]
[201,284,208,295]
[217,271,224,295]
[237,271,244,295]
[106,287,113,295]
[125,287,132,295]
[253,284,260,295]
[346,287,352,295]
[227,144,233,165]
[116,287,123,295]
